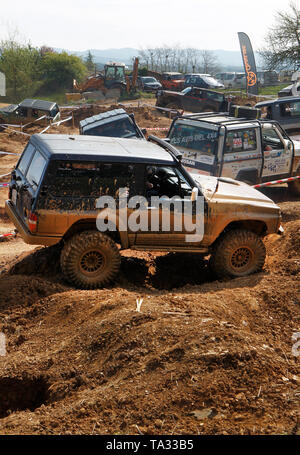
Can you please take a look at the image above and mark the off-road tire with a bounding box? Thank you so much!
[60,230,121,289]
[210,229,266,279]
[288,176,300,196]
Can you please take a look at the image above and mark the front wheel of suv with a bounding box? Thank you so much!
[210,229,266,278]
[60,230,121,289]
[288,176,300,196]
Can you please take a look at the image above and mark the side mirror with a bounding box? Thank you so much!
[191,187,198,202]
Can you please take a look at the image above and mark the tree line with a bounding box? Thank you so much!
[0,37,89,102]
[138,46,220,74]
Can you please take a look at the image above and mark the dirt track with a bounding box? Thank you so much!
[0,103,299,435]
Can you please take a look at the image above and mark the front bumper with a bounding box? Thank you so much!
[5,200,61,246]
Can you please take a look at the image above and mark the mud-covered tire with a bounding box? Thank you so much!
[60,230,121,289]
[210,229,266,279]
[288,177,300,196]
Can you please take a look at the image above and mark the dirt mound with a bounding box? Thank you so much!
[9,245,62,278]
[0,275,66,310]
[0,271,299,435]
[265,220,300,276]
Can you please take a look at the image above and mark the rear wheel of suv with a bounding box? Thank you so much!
[210,229,266,278]
[60,230,121,289]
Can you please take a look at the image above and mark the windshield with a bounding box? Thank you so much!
[169,122,219,154]
[170,74,184,80]
[85,118,138,139]
[181,87,192,95]
[201,76,220,86]
[142,77,156,83]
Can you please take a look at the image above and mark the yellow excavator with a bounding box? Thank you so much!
[72,58,139,99]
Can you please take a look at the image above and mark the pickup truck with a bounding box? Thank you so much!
[156,87,229,113]
[255,96,300,132]
[167,112,300,195]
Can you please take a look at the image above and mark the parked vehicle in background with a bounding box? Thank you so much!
[160,72,185,91]
[279,70,294,82]
[0,99,60,126]
[138,76,162,92]
[79,108,145,139]
[215,72,246,89]
[278,83,300,97]
[255,96,300,132]
[166,112,300,195]
[184,74,224,90]
[257,71,279,86]
[156,87,229,113]
[5,133,282,288]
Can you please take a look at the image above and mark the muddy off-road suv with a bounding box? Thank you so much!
[6,134,282,289]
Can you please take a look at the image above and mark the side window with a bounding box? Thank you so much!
[146,165,192,199]
[43,161,136,198]
[262,127,285,150]
[192,89,203,98]
[225,129,257,153]
[17,143,35,175]
[26,150,47,189]
[207,92,224,102]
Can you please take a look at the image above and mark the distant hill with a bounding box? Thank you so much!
[56,47,263,71]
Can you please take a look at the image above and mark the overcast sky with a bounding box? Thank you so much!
[0,0,295,52]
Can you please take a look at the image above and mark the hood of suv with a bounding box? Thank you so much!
[191,173,279,208]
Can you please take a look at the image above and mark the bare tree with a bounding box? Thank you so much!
[259,1,300,70]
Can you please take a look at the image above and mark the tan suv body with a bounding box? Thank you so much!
[6,134,282,288]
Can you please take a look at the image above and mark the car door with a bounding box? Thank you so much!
[261,124,293,180]
[12,145,47,226]
[221,127,263,182]
[168,120,219,176]
[11,142,36,216]
[182,88,205,112]
[133,165,201,246]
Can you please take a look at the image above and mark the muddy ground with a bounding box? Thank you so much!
[0,101,299,435]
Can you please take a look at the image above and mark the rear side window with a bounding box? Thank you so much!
[225,129,257,153]
[17,143,35,175]
[38,161,138,210]
[26,150,47,189]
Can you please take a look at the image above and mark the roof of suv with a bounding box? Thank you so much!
[255,96,300,107]
[30,134,175,164]
[19,99,58,110]
[172,113,262,129]
[79,108,128,130]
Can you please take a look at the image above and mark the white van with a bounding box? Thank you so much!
[215,72,246,89]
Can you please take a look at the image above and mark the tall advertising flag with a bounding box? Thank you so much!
[238,32,258,95]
